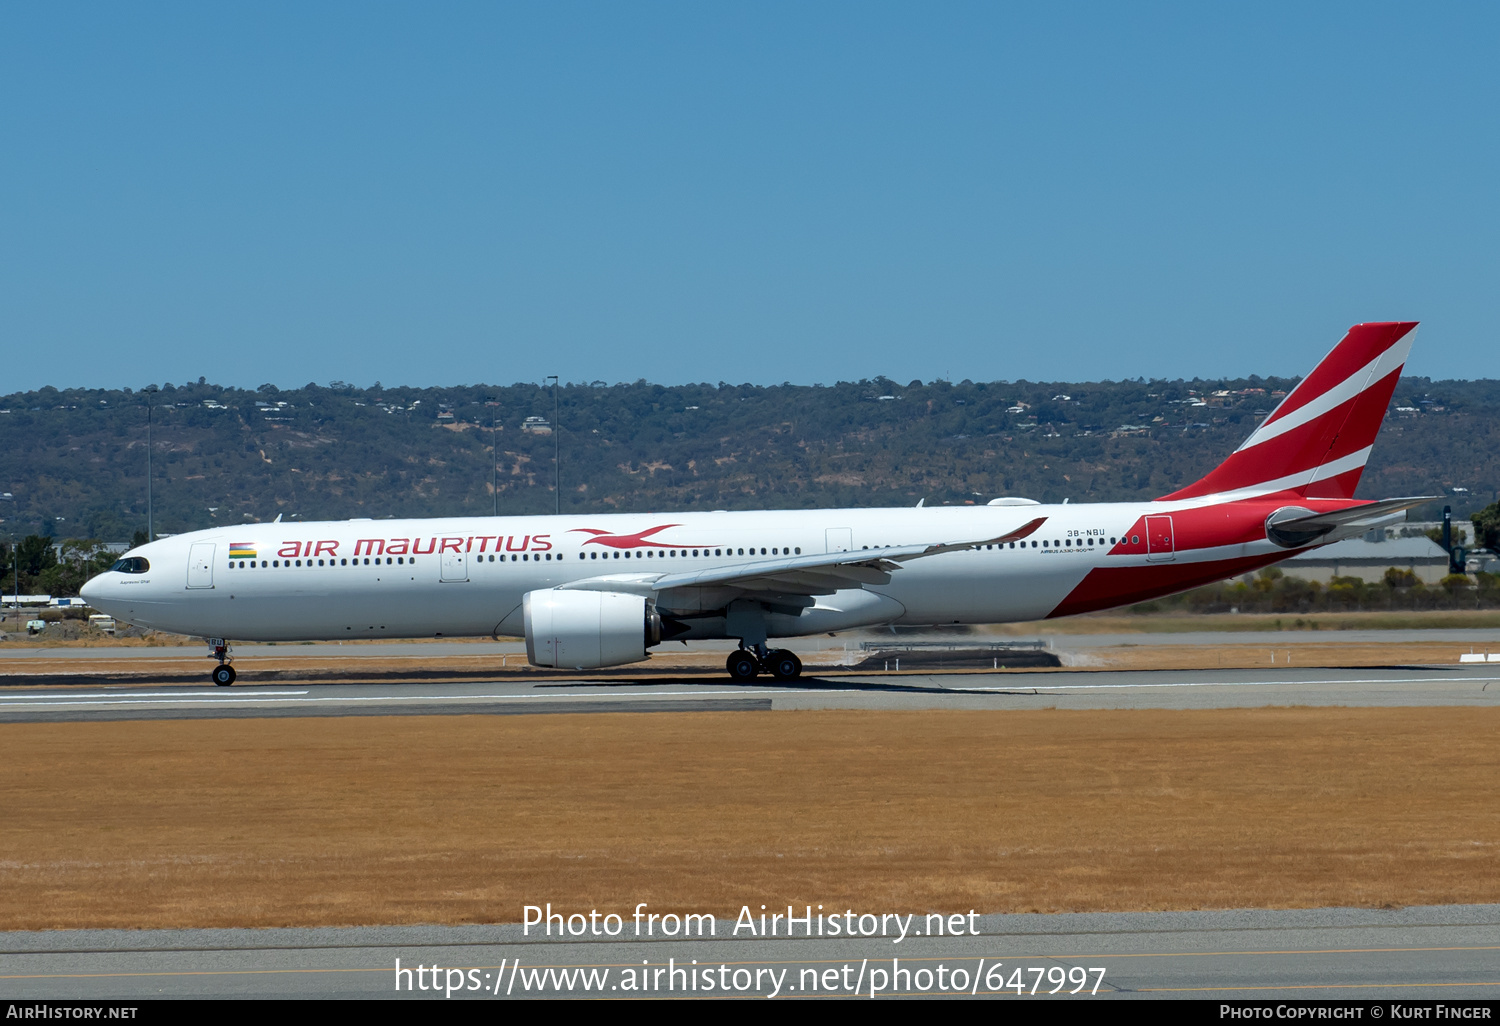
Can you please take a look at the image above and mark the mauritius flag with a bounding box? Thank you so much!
[229,543,257,559]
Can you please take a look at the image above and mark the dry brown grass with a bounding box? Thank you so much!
[2,708,1497,930]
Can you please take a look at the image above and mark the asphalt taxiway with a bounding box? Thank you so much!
[4,905,1497,999]
[2,626,1498,663]
[0,665,1497,722]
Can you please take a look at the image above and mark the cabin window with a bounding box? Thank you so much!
[795,547,801,554]
[1131,535,1140,544]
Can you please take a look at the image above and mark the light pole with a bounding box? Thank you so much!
[1,492,17,619]
[143,385,159,542]
[488,398,498,517]
[548,375,560,515]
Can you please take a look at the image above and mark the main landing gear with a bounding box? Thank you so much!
[208,637,236,686]
[726,646,802,683]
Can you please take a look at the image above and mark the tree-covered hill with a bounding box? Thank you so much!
[1,374,1495,543]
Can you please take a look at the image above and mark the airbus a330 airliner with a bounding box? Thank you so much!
[82,322,1431,685]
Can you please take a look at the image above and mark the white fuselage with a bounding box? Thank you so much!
[81,501,1292,643]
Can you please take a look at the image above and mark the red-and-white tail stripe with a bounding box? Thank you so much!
[1160,321,1417,501]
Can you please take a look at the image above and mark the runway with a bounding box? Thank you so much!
[4,905,1497,999]
[1,665,1498,722]
[2,626,1498,663]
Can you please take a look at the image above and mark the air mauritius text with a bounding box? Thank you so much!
[522,904,980,942]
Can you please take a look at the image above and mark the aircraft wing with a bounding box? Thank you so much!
[558,517,1047,597]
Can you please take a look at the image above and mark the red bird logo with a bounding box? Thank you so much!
[569,525,719,549]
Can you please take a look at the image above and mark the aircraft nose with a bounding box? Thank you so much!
[80,575,103,605]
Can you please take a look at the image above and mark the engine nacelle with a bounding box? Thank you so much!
[523,589,663,669]
[1265,505,1323,548]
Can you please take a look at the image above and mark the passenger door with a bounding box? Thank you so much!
[1145,515,1176,562]
[187,543,216,588]
[440,548,469,582]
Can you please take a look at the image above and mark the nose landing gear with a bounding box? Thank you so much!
[208,637,236,686]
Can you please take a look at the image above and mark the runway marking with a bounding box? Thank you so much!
[0,690,311,700]
[2,967,389,979]
[1142,981,1500,992]
[0,689,824,710]
[958,676,1500,692]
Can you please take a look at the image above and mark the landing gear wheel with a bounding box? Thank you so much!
[767,650,802,681]
[212,664,236,687]
[726,651,761,681]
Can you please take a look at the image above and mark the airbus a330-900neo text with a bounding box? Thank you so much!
[82,322,1432,685]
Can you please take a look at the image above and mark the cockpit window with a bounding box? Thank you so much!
[110,557,150,574]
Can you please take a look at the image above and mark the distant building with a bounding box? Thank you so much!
[1278,534,1451,584]
[521,416,552,434]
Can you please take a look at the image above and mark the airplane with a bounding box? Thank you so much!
[81,321,1432,686]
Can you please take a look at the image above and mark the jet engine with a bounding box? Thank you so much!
[1264,506,1323,548]
[523,589,663,669]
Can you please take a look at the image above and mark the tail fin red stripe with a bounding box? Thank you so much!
[1160,322,1415,501]
[1260,322,1414,428]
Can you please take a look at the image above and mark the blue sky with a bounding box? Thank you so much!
[3,3,1496,391]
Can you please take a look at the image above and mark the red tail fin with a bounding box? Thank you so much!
[1160,321,1416,501]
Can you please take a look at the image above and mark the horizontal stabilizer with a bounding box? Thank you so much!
[1265,496,1438,548]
